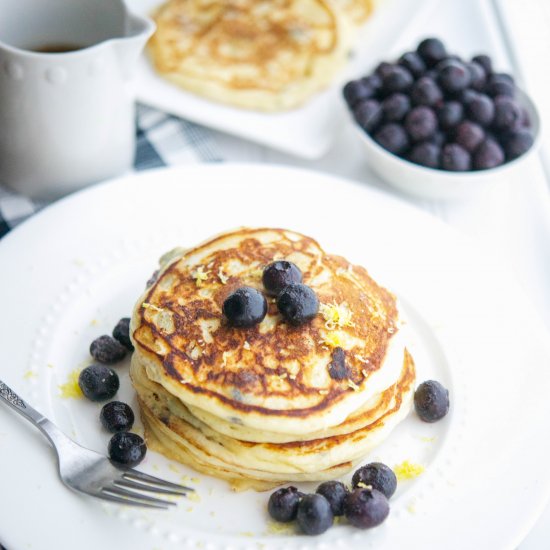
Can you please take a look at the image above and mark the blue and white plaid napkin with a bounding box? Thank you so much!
[0,104,222,239]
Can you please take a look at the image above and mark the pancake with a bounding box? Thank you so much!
[147,0,352,111]
[133,349,414,489]
[131,228,404,435]
[338,0,376,26]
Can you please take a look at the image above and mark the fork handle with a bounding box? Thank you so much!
[0,378,71,450]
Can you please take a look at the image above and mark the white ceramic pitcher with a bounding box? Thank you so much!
[0,0,154,199]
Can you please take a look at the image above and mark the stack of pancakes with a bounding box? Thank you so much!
[130,228,415,490]
[147,0,376,111]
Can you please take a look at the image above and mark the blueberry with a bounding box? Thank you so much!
[437,101,464,129]
[486,79,514,98]
[381,65,413,94]
[407,142,440,169]
[223,287,267,328]
[459,89,480,105]
[276,283,319,326]
[352,462,397,499]
[316,481,349,516]
[373,123,410,154]
[472,54,493,75]
[108,432,146,467]
[437,60,471,93]
[296,494,333,535]
[410,77,443,107]
[375,61,395,80]
[454,121,485,152]
[381,93,410,122]
[262,261,302,297]
[466,93,495,126]
[404,106,437,142]
[353,99,383,132]
[493,96,522,131]
[100,401,135,433]
[417,38,447,67]
[414,380,450,422]
[362,73,383,93]
[441,143,471,171]
[503,129,534,160]
[491,72,515,85]
[398,51,426,77]
[343,79,375,106]
[78,364,119,402]
[328,347,349,380]
[90,335,127,364]
[268,486,304,522]
[466,61,487,91]
[473,138,505,169]
[112,317,133,351]
[344,488,390,529]
[430,131,446,148]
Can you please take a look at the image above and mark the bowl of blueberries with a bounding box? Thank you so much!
[343,38,540,200]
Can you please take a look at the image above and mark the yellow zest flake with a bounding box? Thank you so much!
[142,302,164,313]
[218,268,229,285]
[355,354,370,365]
[265,520,296,535]
[320,331,344,348]
[59,369,83,399]
[347,379,360,391]
[187,492,201,503]
[421,436,436,443]
[319,301,355,330]
[394,460,425,481]
[243,341,251,351]
[239,532,255,538]
[222,351,230,367]
[361,369,369,378]
[407,501,417,514]
[23,370,37,380]
[356,482,372,490]
[191,266,210,287]
[318,389,329,395]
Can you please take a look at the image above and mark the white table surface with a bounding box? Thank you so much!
[206,2,550,547]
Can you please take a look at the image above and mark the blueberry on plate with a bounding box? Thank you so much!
[473,138,505,169]
[100,401,135,433]
[352,462,397,499]
[268,486,304,522]
[466,61,487,91]
[441,143,471,171]
[78,364,119,402]
[375,61,394,80]
[344,488,390,529]
[354,99,383,132]
[276,283,319,326]
[404,106,437,142]
[112,317,134,351]
[223,287,267,328]
[90,335,127,364]
[296,494,334,535]
[486,79,515,98]
[108,432,146,467]
[454,121,485,153]
[414,380,450,422]
[316,481,349,516]
[373,123,410,154]
[262,261,302,296]
[407,142,440,169]
[503,129,534,160]
[417,37,447,67]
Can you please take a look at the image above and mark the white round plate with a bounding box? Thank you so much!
[1,164,549,550]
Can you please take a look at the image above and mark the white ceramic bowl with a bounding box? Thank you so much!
[354,88,541,201]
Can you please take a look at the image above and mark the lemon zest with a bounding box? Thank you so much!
[319,301,355,330]
[59,369,83,399]
[191,266,210,287]
[218,268,229,285]
[394,460,425,481]
[320,331,344,348]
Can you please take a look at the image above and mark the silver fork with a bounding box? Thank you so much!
[0,378,193,509]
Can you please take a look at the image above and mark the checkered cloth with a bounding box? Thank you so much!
[0,104,222,239]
